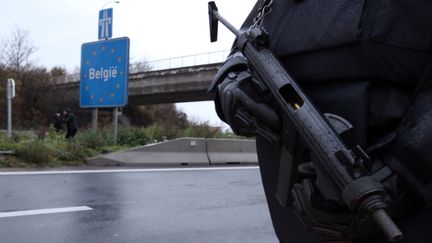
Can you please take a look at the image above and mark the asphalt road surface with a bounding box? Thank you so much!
[0,166,277,243]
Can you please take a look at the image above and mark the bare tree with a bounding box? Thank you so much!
[50,66,67,78]
[3,26,37,79]
[0,38,5,66]
[73,65,80,74]
[130,60,152,73]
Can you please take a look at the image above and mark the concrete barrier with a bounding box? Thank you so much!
[87,138,209,166]
[206,138,257,165]
[86,137,258,166]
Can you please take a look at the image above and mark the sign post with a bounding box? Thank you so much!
[92,108,98,132]
[7,79,15,139]
[113,108,119,144]
[82,5,127,143]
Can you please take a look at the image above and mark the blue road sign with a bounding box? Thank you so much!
[80,37,130,108]
[99,8,113,40]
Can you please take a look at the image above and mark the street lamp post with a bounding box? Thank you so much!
[101,1,119,10]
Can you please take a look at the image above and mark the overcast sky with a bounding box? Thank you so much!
[0,0,256,128]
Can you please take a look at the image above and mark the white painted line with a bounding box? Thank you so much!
[0,206,93,218]
[0,166,259,176]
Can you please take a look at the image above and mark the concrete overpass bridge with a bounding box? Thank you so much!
[54,51,228,106]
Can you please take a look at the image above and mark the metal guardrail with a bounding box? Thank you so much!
[53,50,230,84]
[54,73,80,84]
[140,50,229,71]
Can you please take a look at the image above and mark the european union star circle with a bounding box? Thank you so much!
[80,37,129,108]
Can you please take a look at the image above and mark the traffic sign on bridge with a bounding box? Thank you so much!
[80,37,130,108]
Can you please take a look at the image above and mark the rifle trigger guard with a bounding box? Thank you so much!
[324,113,353,135]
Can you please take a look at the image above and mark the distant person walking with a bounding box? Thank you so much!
[52,113,64,133]
[61,108,78,139]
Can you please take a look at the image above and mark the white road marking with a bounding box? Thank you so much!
[0,166,259,176]
[0,206,93,218]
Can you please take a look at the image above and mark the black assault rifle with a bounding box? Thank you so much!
[208,2,402,241]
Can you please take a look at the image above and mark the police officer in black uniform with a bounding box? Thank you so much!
[61,108,79,139]
[51,113,64,133]
[209,0,432,242]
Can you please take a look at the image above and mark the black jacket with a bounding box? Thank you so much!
[62,113,78,131]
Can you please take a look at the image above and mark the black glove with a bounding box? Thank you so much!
[209,52,281,143]
[291,179,353,240]
[291,158,413,241]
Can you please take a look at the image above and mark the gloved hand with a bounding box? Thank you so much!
[291,179,354,240]
[290,159,412,242]
[209,52,281,143]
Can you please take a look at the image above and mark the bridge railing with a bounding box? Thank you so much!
[136,50,230,72]
[53,72,80,84]
[53,50,230,84]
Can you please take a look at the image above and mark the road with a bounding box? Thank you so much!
[0,166,277,243]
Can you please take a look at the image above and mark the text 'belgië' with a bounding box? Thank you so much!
[89,66,118,82]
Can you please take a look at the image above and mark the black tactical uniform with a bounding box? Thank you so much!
[51,113,64,132]
[62,109,78,139]
[210,0,432,242]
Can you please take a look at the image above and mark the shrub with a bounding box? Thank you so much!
[0,134,17,150]
[179,123,216,138]
[117,127,150,146]
[55,142,88,161]
[12,130,38,142]
[178,121,235,138]
[0,156,28,168]
[16,141,55,164]
[44,125,67,147]
[142,124,167,142]
[76,129,112,149]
